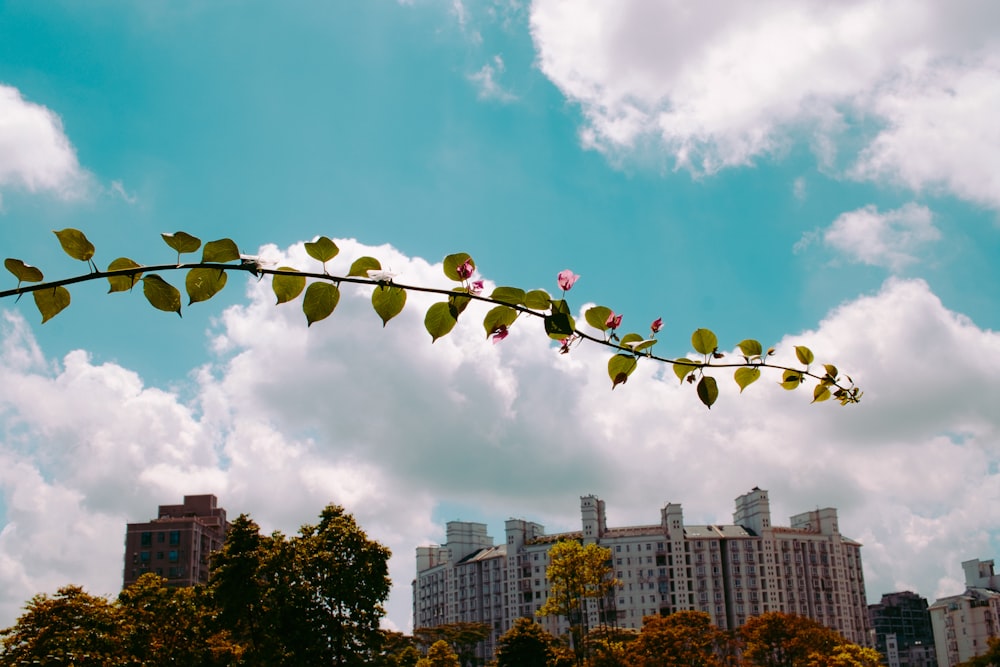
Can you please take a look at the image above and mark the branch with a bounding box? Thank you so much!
[2,230,862,408]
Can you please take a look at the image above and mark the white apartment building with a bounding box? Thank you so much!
[412,488,871,660]
[929,558,1000,667]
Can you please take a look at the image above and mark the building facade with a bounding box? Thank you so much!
[413,488,871,659]
[123,494,229,588]
[869,591,937,667]
[929,558,1000,667]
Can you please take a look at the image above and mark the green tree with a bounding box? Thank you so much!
[537,540,616,664]
[625,611,725,667]
[0,586,125,666]
[414,622,491,666]
[739,612,843,667]
[494,617,558,667]
[210,504,391,666]
[807,643,883,667]
[418,640,462,667]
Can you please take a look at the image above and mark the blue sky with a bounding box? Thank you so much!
[2,1,1000,633]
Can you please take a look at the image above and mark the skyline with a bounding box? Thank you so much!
[1,1,999,632]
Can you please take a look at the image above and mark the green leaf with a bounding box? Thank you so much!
[812,383,831,403]
[185,267,228,304]
[107,257,142,293]
[691,328,718,355]
[697,376,719,409]
[795,345,814,365]
[142,275,182,316]
[443,253,474,281]
[737,339,763,357]
[448,292,471,317]
[823,363,839,379]
[544,312,575,340]
[273,268,306,304]
[372,285,406,326]
[349,256,381,277]
[483,305,517,338]
[524,289,552,310]
[304,236,339,263]
[624,338,657,353]
[490,287,525,306]
[620,332,643,347]
[201,238,240,263]
[425,302,458,342]
[302,282,340,326]
[33,286,71,323]
[161,231,201,255]
[780,370,802,390]
[734,367,760,393]
[672,359,697,383]
[53,228,95,262]
[585,306,613,331]
[4,258,44,283]
[608,354,637,389]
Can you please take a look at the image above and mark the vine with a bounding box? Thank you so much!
[2,229,862,409]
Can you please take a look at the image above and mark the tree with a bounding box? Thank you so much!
[807,643,883,667]
[209,504,391,666]
[2,230,862,409]
[537,540,616,664]
[494,617,558,667]
[116,572,241,666]
[0,586,125,666]
[739,612,843,667]
[413,622,491,666]
[417,640,461,667]
[626,611,725,667]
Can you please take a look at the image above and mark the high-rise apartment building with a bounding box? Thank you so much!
[929,558,1000,667]
[413,488,871,660]
[869,591,937,667]
[123,494,229,588]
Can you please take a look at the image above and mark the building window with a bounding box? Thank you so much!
[140,532,152,547]
[157,532,165,543]
[169,531,180,545]
[168,550,179,563]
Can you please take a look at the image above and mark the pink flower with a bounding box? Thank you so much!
[650,317,663,334]
[557,269,579,292]
[491,324,508,344]
[456,258,474,280]
[559,334,577,354]
[470,279,484,296]
[605,311,622,330]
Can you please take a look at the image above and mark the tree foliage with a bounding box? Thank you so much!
[413,621,491,666]
[625,611,726,667]
[1,230,863,409]
[495,617,560,667]
[959,637,1000,667]
[738,612,845,667]
[417,640,461,667]
[209,504,391,666]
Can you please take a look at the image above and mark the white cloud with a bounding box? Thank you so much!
[469,55,517,102]
[821,203,940,271]
[1,240,999,631]
[528,0,1000,206]
[0,84,90,200]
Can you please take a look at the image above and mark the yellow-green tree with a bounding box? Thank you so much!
[739,612,843,667]
[626,611,725,667]
[417,640,461,667]
[807,643,883,667]
[536,540,617,664]
[959,637,1000,667]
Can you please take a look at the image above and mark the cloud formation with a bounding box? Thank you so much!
[821,203,940,271]
[0,84,90,201]
[1,241,999,632]
[529,0,1000,206]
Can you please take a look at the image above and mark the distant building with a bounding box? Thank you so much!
[929,558,1000,667]
[123,494,229,588]
[869,591,937,667]
[413,488,871,660]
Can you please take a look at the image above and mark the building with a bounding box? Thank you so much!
[869,591,937,667]
[929,558,1000,667]
[123,494,229,588]
[413,488,871,659]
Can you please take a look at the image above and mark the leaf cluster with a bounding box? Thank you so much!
[2,230,862,409]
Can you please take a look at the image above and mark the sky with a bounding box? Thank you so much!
[1,0,999,633]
